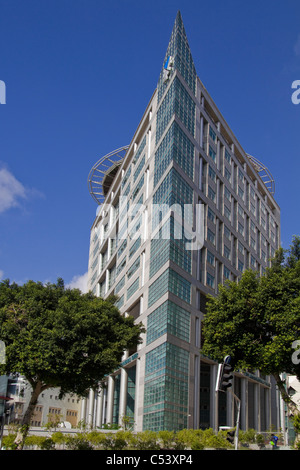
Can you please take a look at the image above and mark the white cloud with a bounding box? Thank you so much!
[66,272,88,293]
[0,270,4,280]
[0,165,44,214]
[0,167,27,213]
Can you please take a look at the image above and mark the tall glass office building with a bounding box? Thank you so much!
[82,12,281,432]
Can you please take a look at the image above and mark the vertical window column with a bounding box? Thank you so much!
[195,317,201,348]
[216,179,220,212]
[109,205,114,230]
[200,116,204,149]
[194,354,200,429]
[203,247,208,287]
[215,259,219,292]
[230,146,235,191]
[231,236,236,270]
[140,294,144,315]
[105,269,110,295]
[253,382,261,432]
[107,238,112,262]
[210,363,218,430]
[231,197,236,231]
[143,209,148,244]
[147,129,151,160]
[134,346,142,432]
[216,124,221,171]
[215,217,220,254]
[141,252,146,287]
[145,168,150,200]
[196,248,201,281]
[198,156,203,190]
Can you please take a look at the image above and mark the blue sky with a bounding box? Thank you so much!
[0,0,300,291]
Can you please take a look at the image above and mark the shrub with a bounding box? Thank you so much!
[173,429,194,449]
[2,433,17,450]
[101,432,129,450]
[171,428,230,450]
[189,430,205,450]
[86,430,107,449]
[111,434,128,450]
[255,433,265,446]
[23,435,55,450]
[209,432,231,449]
[65,434,93,450]
[51,431,67,448]
[40,438,55,450]
[115,430,136,449]
[133,430,160,450]
[98,433,114,450]
[190,436,205,450]
[3,426,265,450]
[24,435,46,449]
[158,430,175,449]
[238,428,256,444]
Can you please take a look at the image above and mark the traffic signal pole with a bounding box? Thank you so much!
[215,356,241,450]
[214,364,221,432]
[231,390,241,451]
[0,395,13,449]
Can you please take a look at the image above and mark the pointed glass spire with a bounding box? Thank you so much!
[157,11,197,103]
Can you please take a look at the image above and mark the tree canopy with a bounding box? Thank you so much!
[201,236,300,418]
[0,278,144,448]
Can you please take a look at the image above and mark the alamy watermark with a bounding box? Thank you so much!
[0,80,6,104]
[94,197,205,251]
[291,80,300,105]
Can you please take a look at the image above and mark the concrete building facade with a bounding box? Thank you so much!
[5,376,82,428]
[83,12,281,433]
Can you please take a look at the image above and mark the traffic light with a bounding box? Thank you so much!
[220,355,234,391]
[226,430,235,444]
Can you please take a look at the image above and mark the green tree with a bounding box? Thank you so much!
[201,237,300,424]
[0,278,144,449]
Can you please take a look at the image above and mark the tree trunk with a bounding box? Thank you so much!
[14,381,43,450]
[273,372,299,415]
[273,372,300,446]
